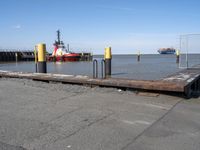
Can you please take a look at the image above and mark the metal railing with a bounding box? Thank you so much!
[93,59,98,78]
[93,59,106,79]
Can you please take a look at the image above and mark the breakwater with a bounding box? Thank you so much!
[0,51,34,61]
[0,51,93,62]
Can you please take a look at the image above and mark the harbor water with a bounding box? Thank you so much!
[0,54,200,80]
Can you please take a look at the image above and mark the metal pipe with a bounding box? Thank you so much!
[93,59,98,78]
[186,36,189,68]
[101,59,105,79]
[179,35,182,68]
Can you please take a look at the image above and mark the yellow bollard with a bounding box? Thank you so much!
[104,47,112,77]
[104,47,112,59]
[37,43,47,73]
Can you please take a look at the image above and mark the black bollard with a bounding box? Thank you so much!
[176,49,180,64]
[34,46,38,72]
[137,50,141,62]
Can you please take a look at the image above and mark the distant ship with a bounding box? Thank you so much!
[158,48,176,54]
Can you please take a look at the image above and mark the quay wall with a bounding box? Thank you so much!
[0,51,34,62]
[0,51,93,62]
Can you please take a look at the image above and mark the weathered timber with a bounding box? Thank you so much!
[162,68,200,97]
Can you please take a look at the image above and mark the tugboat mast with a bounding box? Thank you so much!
[57,30,61,45]
[55,30,69,51]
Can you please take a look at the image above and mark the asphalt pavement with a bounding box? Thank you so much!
[0,78,199,150]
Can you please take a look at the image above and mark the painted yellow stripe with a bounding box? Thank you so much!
[176,49,180,56]
[38,43,46,62]
[104,47,112,59]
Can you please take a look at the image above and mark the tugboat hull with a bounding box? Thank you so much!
[48,53,81,62]
[63,53,81,61]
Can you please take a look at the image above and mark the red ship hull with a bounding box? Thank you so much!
[48,53,80,62]
[63,53,80,61]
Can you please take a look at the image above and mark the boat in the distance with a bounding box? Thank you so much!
[158,48,176,54]
[48,30,80,62]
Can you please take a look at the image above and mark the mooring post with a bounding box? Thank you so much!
[104,47,112,78]
[37,43,47,73]
[137,50,141,62]
[15,52,18,62]
[34,46,38,72]
[176,49,180,64]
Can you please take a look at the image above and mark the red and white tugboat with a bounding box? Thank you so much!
[48,30,80,62]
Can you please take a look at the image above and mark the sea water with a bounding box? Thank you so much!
[0,54,200,80]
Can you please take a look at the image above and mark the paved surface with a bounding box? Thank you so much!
[0,78,199,150]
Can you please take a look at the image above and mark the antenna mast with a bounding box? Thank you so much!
[57,30,61,44]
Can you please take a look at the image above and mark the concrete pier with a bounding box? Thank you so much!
[0,65,200,98]
[78,52,93,61]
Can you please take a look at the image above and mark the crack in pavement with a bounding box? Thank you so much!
[41,111,114,148]
[48,106,83,123]
[121,99,183,150]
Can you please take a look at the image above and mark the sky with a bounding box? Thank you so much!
[0,0,200,54]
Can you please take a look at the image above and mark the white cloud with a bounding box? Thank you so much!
[12,24,21,29]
